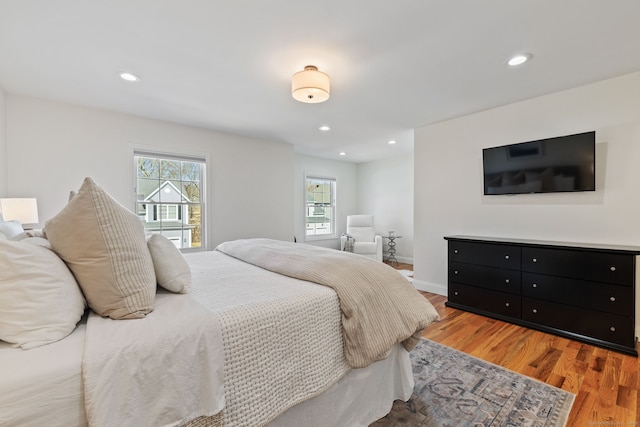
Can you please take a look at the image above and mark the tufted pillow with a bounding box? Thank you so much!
[0,240,86,349]
[45,177,156,319]
[147,233,192,293]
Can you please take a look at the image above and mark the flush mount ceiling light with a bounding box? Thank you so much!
[507,54,532,66]
[319,125,331,131]
[119,72,141,82]
[292,65,330,103]
[388,140,397,145]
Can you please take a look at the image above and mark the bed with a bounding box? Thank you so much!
[0,178,439,427]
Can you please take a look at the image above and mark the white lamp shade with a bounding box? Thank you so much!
[0,198,39,225]
[292,65,330,103]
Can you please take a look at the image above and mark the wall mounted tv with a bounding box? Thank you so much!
[482,131,595,195]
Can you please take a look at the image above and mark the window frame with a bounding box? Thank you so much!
[131,145,208,252]
[304,175,337,242]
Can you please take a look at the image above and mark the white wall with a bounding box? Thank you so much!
[358,155,414,263]
[294,154,358,250]
[6,95,295,248]
[414,71,640,297]
[0,87,6,197]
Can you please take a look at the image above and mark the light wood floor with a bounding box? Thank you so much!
[389,262,640,426]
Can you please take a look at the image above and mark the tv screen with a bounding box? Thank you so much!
[483,131,595,195]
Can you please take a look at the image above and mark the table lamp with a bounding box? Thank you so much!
[0,198,39,229]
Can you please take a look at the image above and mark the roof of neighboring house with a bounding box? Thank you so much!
[137,180,193,204]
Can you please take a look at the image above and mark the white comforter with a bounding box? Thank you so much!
[82,291,224,427]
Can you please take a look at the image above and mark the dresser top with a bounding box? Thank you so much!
[444,235,640,254]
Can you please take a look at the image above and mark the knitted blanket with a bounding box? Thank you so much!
[216,238,440,368]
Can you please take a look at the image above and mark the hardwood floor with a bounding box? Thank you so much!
[389,263,640,425]
[420,292,640,426]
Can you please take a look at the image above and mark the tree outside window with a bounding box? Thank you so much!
[134,152,205,250]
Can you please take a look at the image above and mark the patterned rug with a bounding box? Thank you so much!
[371,339,575,427]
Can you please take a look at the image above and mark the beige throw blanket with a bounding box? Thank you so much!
[216,238,439,368]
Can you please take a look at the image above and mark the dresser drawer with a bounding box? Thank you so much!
[522,298,634,348]
[522,273,633,315]
[450,262,520,294]
[449,241,520,269]
[522,247,634,286]
[449,283,521,318]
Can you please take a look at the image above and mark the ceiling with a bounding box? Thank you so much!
[1,1,640,163]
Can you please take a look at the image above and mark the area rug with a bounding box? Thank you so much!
[371,339,575,427]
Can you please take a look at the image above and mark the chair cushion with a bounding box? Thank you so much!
[347,215,376,242]
[353,241,377,254]
[350,228,374,242]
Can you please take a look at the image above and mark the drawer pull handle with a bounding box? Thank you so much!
[532,258,537,263]
[505,255,510,260]
[610,266,616,272]
[505,279,510,284]
[454,249,459,254]
[532,308,538,313]
[454,270,458,275]
[505,302,510,307]
[532,283,538,288]
[610,326,616,332]
[610,296,616,302]
[454,291,459,296]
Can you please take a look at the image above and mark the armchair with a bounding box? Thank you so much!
[340,214,383,261]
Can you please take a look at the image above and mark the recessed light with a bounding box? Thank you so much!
[507,54,532,66]
[339,152,346,156]
[120,72,141,82]
[319,125,331,131]
[388,140,397,145]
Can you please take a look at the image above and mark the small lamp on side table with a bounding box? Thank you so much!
[0,198,39,229]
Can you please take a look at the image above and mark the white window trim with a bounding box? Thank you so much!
[130,143,209,251]
[304,174,337,242]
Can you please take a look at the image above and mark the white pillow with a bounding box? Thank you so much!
[147,234,192,293]
[0,220,23,238]
[0,231,6,240]
[0,240,86,349]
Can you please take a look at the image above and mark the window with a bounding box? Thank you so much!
[305,176,336,239]
[134,150,206,250]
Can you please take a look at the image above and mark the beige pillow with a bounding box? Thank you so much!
[0,240,86,349]
[45,177,156,319]
[147,234,192,293]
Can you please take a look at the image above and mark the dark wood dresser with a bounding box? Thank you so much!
[445,235,639,356]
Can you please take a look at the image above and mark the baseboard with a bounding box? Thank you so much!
[413,279,447,296]
[395,255,413,264]
[383,255,413,265]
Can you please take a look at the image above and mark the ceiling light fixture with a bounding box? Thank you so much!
[292,65,330,103]
[507,54,532,66]
[319,125,331,131]
[119,72,141,82]
[388,140,397,145]
[339,152,346,156]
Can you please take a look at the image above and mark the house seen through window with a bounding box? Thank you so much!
[134,151,205,250]
[305,176,335,239]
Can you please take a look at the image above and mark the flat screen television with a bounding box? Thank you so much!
[482,131,595,195]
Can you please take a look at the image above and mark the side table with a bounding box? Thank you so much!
[383,234,402,265]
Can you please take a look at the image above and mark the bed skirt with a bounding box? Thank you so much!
[182,343,412,427]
